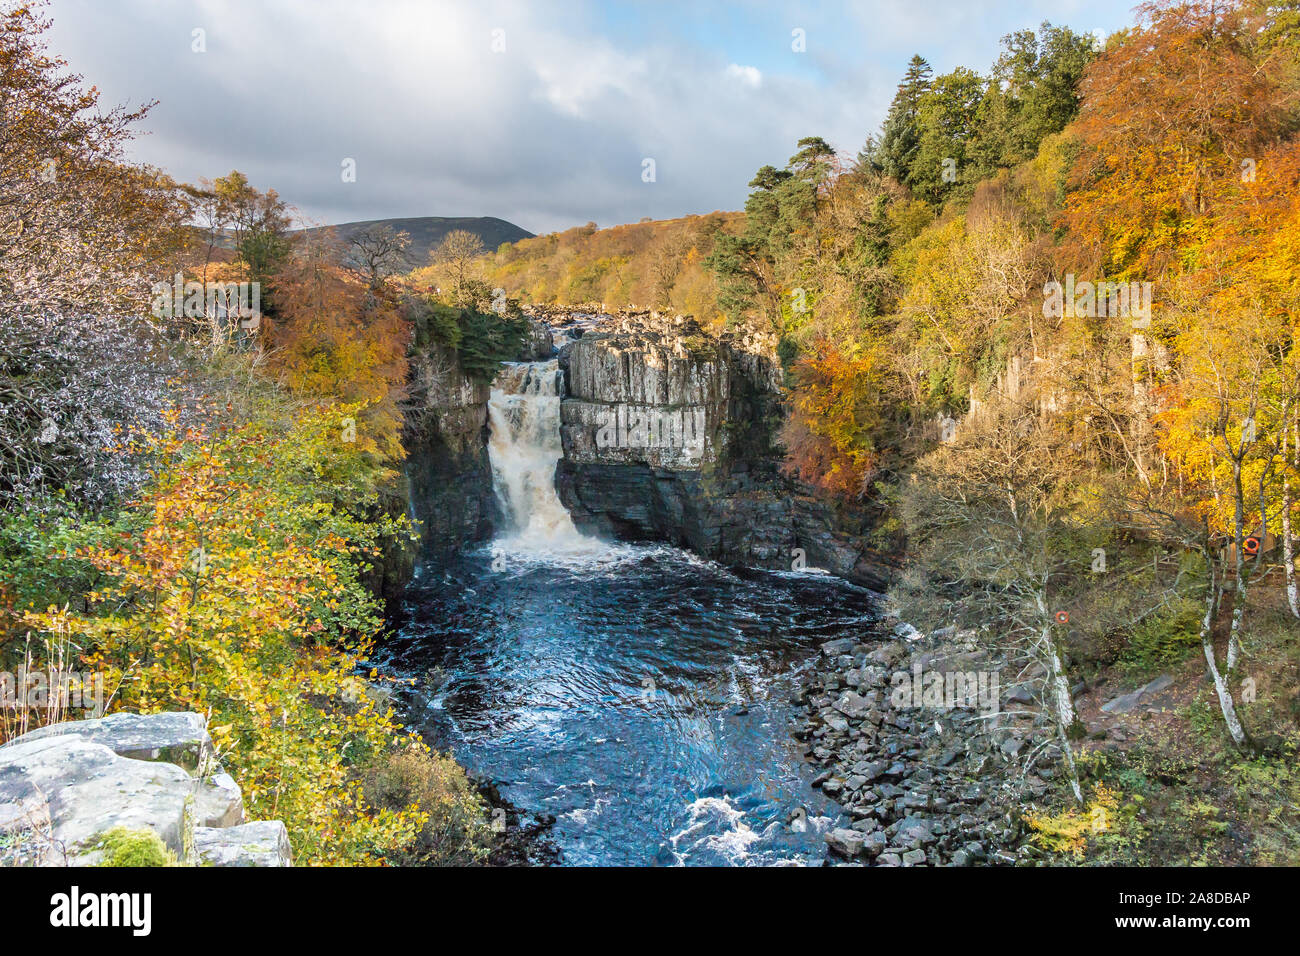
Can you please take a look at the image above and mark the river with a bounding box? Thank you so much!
[376,359,878,865]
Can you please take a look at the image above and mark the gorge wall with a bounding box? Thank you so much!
[398,308,893,589]
[404,342,497,557]
[552,310,893,589]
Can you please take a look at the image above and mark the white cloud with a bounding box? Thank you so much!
[42,0,1138,233]
[725,63,762,88]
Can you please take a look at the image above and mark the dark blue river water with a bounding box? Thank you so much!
[377,542,877,866]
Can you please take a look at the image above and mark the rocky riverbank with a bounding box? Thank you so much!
[797,610,1061,866]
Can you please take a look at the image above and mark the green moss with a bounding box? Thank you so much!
[92,827,177,867]
[678,335,716,358]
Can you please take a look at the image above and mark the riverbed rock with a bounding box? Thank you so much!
[796,616,1051,866]
[826,827,866,858]
[833,691,872,720]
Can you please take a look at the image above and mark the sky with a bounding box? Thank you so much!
[46,0,1139,235]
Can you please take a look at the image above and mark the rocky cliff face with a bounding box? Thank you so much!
[394,308,893,589]
[552,311,894,589]
[403,343,498,557]
[400,319,558,567]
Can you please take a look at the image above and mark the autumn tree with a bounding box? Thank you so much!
[212,170,292,302]
[1060,0,1292,280]
[270,229,410,465]
[0,1,188,309]
[1110,481,1254,750]
[345,224,412,289]
[431,229,486,305]
[0,2,193,514]
[22,409,436,863]
[895,398,1089,803]
[780,339,902,498]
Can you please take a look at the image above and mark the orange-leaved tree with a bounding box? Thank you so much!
[780,339,899,498]
[268,230,410,468]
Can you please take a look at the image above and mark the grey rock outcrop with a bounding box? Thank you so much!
[193,821,292,867]
[0,735,194,866]
[405,343,497,555]
[9,711,213,772]
[1100,673,1175,715]
[558,311,775,471]
[551,310,894,588]
[0,712,290,867]
[518,318,555,361]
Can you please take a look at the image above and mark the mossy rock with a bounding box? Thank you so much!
[92,827,177,867]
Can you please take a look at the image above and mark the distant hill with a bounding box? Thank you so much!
[298,216,534,267]
[477,212,742,319]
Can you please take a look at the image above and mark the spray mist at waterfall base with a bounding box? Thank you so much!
[378,360,879,864]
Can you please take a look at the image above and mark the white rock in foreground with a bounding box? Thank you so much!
[0,711,286,867]
[194,821,292,867]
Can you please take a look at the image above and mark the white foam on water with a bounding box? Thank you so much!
[668,794,764,864]
[561,797,610,826]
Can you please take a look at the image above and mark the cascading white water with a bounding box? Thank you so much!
[487,360,596,554]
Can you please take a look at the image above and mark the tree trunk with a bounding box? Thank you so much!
[1200,552,1249,749]
[1228,459,1246,670]
[1043,622,1082,804]
[1286,424,1299,618]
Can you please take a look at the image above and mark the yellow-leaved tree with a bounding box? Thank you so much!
[25,405,444,864]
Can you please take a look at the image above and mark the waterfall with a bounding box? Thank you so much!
[487,360,596,554]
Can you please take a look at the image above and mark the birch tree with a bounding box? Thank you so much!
[895,398,1086,803]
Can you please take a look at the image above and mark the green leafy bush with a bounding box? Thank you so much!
[362,747,491,865]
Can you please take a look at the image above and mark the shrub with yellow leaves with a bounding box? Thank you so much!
[21,403,453,864]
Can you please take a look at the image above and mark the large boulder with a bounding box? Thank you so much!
[0,712,283,867]
[2,711,213,773]
[194,821,292,867]
[1101,673,1175,715]
[196,772,245,828]
[0,735,194,865]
